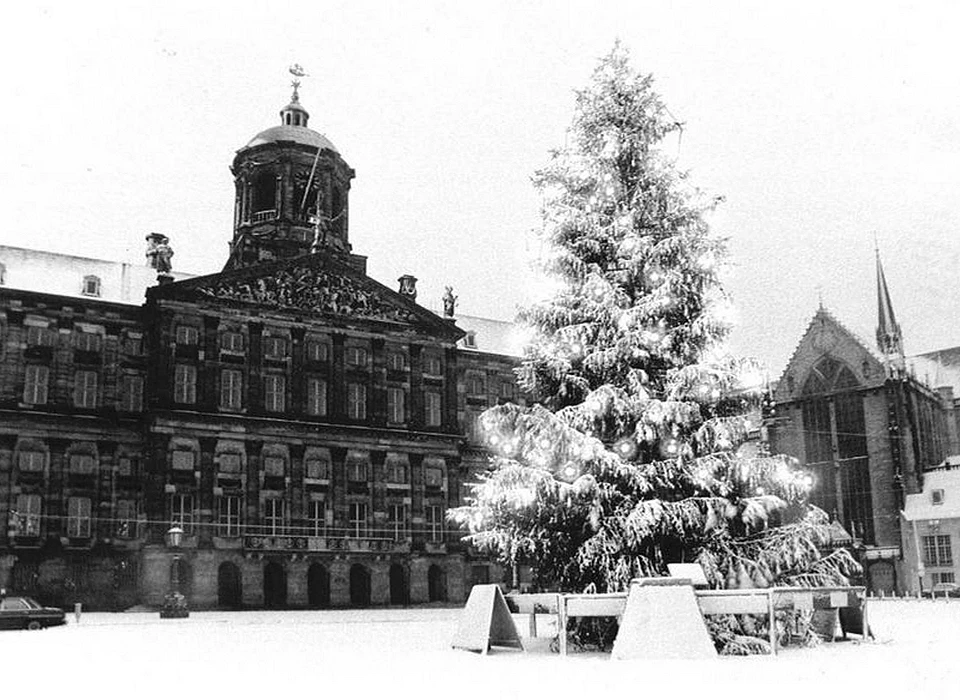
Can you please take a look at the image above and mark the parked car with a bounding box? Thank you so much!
[0,596,67,630]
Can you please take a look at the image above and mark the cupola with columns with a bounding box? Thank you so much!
[226,82,356,269]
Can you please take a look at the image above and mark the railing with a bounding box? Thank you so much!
[251,209,277,223]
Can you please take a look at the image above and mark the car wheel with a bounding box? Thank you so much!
[26,621,42,631]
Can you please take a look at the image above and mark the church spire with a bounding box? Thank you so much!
[875,246,904,373]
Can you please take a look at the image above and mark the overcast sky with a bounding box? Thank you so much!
[3,1,959,375]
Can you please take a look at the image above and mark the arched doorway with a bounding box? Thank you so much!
[349,564,371,607]
[218,562,242,609]
[389,564,408,605]
[868,561,896,596]
[11,559,39,596]
[307,563,330,608]
[263,561,287,609]
[428,564,446,602]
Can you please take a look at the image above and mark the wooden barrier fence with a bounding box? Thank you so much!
[505,584,869,656]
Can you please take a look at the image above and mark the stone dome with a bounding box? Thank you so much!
[241,125,338,153]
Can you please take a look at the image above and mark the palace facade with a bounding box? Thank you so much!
[0,86,520,610]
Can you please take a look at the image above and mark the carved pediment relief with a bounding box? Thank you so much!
[194,265,418,323]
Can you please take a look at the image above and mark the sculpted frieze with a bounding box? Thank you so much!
[197,267,417,322]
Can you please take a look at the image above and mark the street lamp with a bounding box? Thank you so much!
[159,524,189,619]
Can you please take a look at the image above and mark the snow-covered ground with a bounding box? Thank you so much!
[2,600,957,699]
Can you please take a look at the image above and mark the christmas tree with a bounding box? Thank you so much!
[450,43,859,654]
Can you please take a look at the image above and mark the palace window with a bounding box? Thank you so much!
[307,377,327,416]
[23,365,49,405]
[500,381,515,401]
[69,454,96,474]
[251,171,276,214]
[423,354,442,376]
[932,572,957,585]
[13,495,41,537]
[18,450,45,473]
[219,452,242,474]
[308,499,326,537]
[73,331,102,352]
[67,497,92,538]
[220,369,243,410]
[306,339,329,362]
[221,331,244,354]
[425,391,442,427]
[348,502,368,538]
[117,456,138,477]
[264,374,286,412]
[425,462,444,489]
[388,504,407,541]
[387,387,406,424]
[346,346,368,368]
[116,499,138,539]
[175,325,199,346]
[466,410,484,443]
[122,332,143,355]
[387,351,406,371]
[172,450,195,471]
[347,382,367,420]
[217,495,243,537]
[924,534,953,567]
[347,453,368,483]
[263,455,286,477]
[425,505,443,542]
[263,498,285,536]
[120,374,144,412]
[263,336,288,360]
[386,454,408,485]
[74,370,99,408]
[170,493,195,534]
[26,326,55,347]
[467,373,486,395]
[306,455,331,481]
[81,275,101,297]
[173,364,196,404]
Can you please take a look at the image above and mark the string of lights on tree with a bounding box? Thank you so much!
[450,42,858,654]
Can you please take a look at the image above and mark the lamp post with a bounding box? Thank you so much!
[160,524,189,619]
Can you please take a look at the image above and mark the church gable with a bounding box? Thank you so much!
[774,308,886,402]
[148,253,462,338]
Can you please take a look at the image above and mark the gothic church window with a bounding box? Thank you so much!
[799,357,874,544]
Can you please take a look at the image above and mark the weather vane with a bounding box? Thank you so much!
[289,63,308,98]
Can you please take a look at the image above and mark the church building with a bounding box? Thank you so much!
[0,85,519,610]
[767,253,959,595]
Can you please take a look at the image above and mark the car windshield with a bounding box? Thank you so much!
[21,598,42,609]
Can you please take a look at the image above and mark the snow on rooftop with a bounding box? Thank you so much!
[903,459,960,521]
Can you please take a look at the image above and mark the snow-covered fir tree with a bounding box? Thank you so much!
[450,43,859,654]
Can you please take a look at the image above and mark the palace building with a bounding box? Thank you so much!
[766,253,960,595]
[0,85,520,610]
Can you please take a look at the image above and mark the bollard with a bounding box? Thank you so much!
[74,603,81,624]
